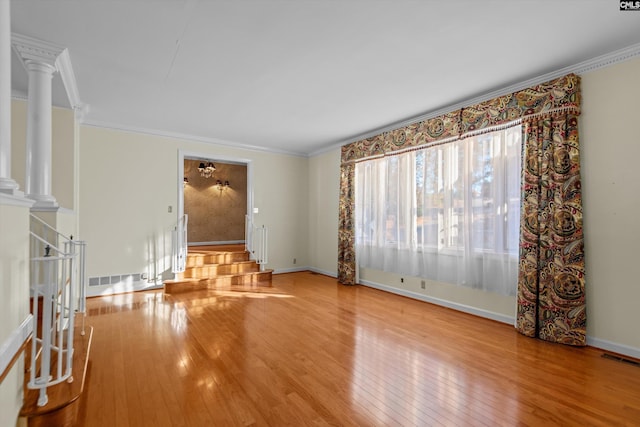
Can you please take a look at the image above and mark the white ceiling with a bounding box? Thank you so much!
[10,1,640,156]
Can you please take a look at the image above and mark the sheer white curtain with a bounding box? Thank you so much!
[355,125,521,296]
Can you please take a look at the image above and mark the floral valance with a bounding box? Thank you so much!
[341,73,581,164]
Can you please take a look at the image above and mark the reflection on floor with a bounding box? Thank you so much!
[77,271,640,426]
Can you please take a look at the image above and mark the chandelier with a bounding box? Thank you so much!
[198,162,216,178]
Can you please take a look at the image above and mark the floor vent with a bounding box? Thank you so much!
[602,353,640,367]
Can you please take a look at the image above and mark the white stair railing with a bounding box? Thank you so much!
[245,215,268,271]
[245,214,252,255]
[28,214,87,407]
[29,214,87,332]
[29,236,76,407]
[171,214,188,273]
[65,239,87,335]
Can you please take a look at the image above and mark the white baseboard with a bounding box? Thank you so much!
[274,267,338,277]
[273,266,309,274]
[360,279,516,325]
[0,314,33,379]
[308,267,338,278]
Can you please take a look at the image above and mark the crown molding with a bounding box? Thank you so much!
[321,41,640,155]
[11,32,86,117]
[81,120,308,158]
[55,48,85,114]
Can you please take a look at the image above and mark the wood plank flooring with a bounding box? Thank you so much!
[76,271,640,426]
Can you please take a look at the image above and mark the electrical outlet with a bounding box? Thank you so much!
[400,277,404,283]
[168,205,172,213]
[421,280,426,289]
[293,258,296,264]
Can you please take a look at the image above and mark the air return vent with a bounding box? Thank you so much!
[601,353,640,367]
[89,273,145,287]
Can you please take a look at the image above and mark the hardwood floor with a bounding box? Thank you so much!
[76,272,640,426]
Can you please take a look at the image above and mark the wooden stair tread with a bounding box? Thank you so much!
[185,251,251,267]
[179,261,261,279]
[20,320,93,424]
[166,244,272,294]
[188,244,246,251]
[182,260,259,269]
[166,269,273,282]
[165,270,273,294]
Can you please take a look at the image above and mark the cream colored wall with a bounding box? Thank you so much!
[79,125,309,281]
[79,127,182,280]
[580,57,640,353]
[11,99,76,210]
[0,201,31,427]
[308,148,340,276]
[250,150,309,269]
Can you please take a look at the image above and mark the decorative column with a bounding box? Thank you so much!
[13,35,66,210]
[24,60,58,209]
[0,0,21,195]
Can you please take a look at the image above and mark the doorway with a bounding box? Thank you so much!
[178,151,253,247]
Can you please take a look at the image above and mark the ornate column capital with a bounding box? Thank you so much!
[24,59,58,76]
[12,33,85,113]
[12,33,64,70]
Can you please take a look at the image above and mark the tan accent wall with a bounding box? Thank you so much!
[184,160,247,243]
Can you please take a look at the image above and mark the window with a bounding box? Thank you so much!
[355,125,521,295]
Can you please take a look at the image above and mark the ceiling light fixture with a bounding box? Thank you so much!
[198,162,216,178]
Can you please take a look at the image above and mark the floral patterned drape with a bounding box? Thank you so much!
[337,162,356,284]
[516,111,586,345]
[337,73,585,345]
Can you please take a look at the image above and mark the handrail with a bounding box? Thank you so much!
[30,225,87,327]
[65,240,87,335]
[245,215,252,254]
[245,215,268,271]
[30,232,66,256]
[171,214,188,273]
[29,213,71,246]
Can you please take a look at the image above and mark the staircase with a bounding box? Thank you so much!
[164,244,273,294]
